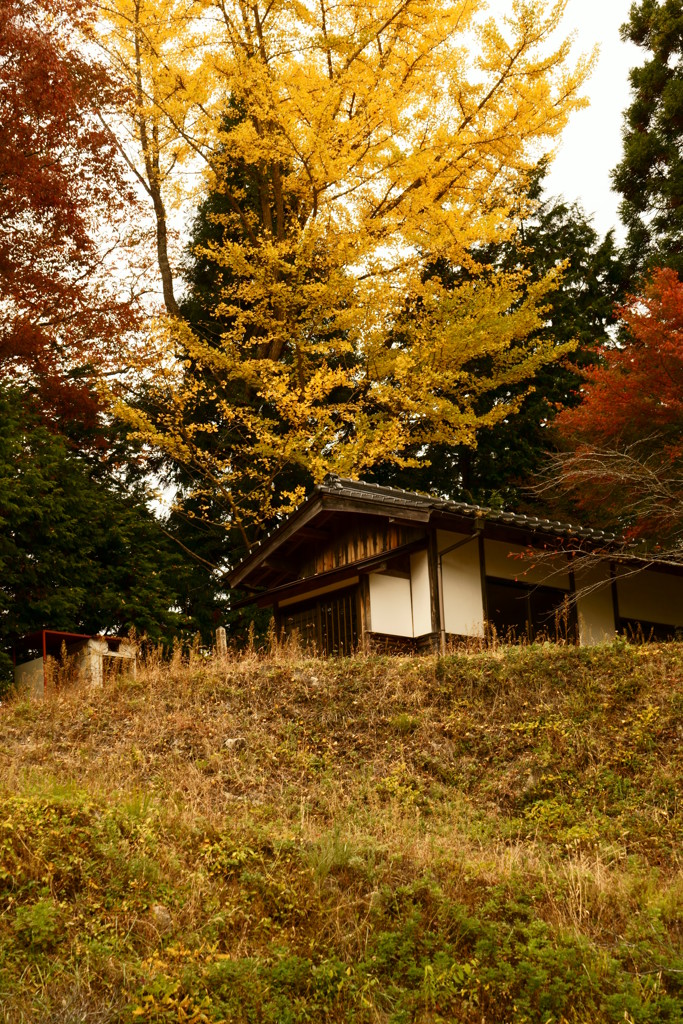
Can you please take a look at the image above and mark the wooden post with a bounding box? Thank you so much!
[427,530,440,640]
[567,555,579,645]
[610,562,621,636]
[216,627,228,658]
[358,576,371,653]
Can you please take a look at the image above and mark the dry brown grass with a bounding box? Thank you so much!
[1,642,681,1022]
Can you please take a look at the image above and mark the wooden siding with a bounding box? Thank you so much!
[281,587,359,656]
[297,515,427,580]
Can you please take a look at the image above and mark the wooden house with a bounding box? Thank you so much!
[228,475,683,654]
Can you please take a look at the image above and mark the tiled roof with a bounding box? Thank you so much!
[319,474,617,542]
[231,474,618,585]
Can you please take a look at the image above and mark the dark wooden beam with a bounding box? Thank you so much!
[296,526,331,542]
[427,529,440,634]
[229,496,325,588]
[252,538,428,609]
[478,531,488,623]
[321,494,430,524]
[262,556,297,576]
[610,561,621,635]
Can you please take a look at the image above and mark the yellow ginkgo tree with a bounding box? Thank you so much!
[97,0,594,549]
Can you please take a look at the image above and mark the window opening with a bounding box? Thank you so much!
[485,577,576,643]
[620,618,682,643]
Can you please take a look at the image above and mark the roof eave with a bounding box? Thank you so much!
[227,489,326,589]
[228,486,435,591]
[228,477,623,592]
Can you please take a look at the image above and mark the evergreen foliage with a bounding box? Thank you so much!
[108,1,591,539]
[370,171,626,507]
[0,389,188,682]
[612,0,683,277]
[167,111,314,633]
[177,107,316,549]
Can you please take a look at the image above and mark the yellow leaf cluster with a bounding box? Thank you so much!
[99,1,593,545]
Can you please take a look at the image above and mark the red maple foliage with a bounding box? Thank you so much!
[558,268,683,452]
[0,0,139,445]
[553,268,683,548]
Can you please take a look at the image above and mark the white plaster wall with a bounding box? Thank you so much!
[484,539,571,589]
[438,531,485,638]
[617,568,683,627]
[369,573,414,637]
[575,564,616,645]
[14,657,44,697]
[410,550,432,637]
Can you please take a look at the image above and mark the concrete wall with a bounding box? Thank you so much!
[14,657,44,697]
[13,639,136,697]
[617,568,683,627]
[76,644,101,686]
[438,531,485,638]
[575,563,616,645]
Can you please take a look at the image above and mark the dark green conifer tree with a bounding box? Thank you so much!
[0,388,189,684]
[612,0,683,277]
[370,170,626,508]
[164,108,315,635]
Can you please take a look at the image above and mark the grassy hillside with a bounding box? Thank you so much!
[1,642,682,1023]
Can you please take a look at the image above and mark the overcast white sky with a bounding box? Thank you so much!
[541,0,641,240]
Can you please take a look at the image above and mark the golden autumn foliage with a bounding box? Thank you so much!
[97,1,594,545]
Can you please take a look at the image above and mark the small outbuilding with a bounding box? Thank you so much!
[13,630,137,698]
[228,475,683,654]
